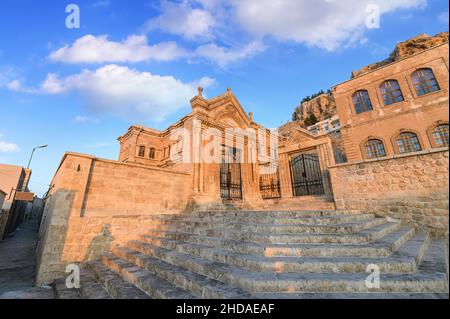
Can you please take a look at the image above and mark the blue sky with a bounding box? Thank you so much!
[0,0,448,196]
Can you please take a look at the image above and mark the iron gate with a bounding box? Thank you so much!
[259,163,281,199]
[220,147,243,200]
[290,153,325,196]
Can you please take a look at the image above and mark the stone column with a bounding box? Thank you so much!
[279,153,293,198]
[317,143,334,199]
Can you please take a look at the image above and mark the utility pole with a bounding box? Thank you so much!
[27,145,48,169]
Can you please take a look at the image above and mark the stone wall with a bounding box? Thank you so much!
[330,148,449,237]
[0,190,5,210]
[0,190,6,240]
[36,152,192,285]
[0,191,5,239]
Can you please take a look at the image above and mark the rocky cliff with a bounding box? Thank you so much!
[351,31,449,78]
[291,93,336,128]
[284,32,448,133]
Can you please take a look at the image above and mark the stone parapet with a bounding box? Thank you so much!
[330,148,449,237]
[36,152,192,285]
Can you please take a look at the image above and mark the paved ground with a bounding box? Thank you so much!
[0,218,54,299]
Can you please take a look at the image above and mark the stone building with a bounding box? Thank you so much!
[327,32,449,238]
[0,163,32,239]
[333,33,449,162]
[116,87,336,209]
[306,115,340,136]
[35,32,449,298]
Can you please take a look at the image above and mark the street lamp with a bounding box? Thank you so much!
[27,144,48,169]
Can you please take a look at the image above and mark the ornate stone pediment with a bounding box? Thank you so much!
[285,128,317,149]
[210,97,251,129]
[218,115,240,128]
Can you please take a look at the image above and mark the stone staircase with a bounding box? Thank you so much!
[54,210,449,299]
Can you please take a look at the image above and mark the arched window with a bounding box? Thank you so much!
[364,139,386,159]
[432,124,449,147]
[380,80,404,105]
[138,146,145,157]
[149,147,156,159]
[352,90,373,114]
[412,68,440,96]
[396,132,421,154]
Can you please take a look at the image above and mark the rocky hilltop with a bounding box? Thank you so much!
[351,31,449,78]
[284,31,448,132]
[291,92,336,128]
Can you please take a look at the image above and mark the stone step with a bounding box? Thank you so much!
[98,255,196,299]
[150,218,387,235]
[87,261,150,299]
[77,268,112,299]
[252,292,449,299]
[53,278,80,299]
[141,226,415,258]
[53,268,112,299]
[130,231,429,274]
[112,241,448,293]
[166,210,365,219]
[106,247,252,299]
[155,213,377,226]
[146,222,401,245]
[416,239,449,284]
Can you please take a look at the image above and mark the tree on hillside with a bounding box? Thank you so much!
[304,113,318,127]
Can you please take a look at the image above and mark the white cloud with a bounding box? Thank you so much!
[143,0,427,51]
[46,1,428,69]
[10,65,214,122]
[144,0,215,40]
[229,0,427,50]
[0,134,19,153]
[49,34,264,68]
[49,34,187,64]
[6,79,37,93]
[6,79,23,91]
[0,67,21,88]
[195,41,265,68]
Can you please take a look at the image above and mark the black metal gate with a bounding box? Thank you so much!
[290,153,324,196]
[259,163,281,199]
[220,147,242,200]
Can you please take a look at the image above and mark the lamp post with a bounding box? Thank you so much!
[27,145,48,169]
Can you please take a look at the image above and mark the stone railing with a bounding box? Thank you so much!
[36,152,192,285]
[329,148,449,238]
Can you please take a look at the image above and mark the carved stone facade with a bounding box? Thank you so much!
[117,88,337,210]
